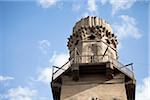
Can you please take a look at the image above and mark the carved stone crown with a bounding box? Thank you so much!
[67,16,118,51]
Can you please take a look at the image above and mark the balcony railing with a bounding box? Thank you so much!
[111,59,134,80]
[52,55,134,81]
[52,58,74,80]
[74,55,110,63]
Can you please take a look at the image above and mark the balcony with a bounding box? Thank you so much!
[52,55,135,81]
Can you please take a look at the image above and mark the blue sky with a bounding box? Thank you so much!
[0,0,149,100]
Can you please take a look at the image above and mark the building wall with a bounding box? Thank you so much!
[81,41,117,63]
[60,74,127,100]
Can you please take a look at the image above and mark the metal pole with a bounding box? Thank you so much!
[52,66,54,81]
[120,63,133,69]
[131,63,134,78]
[53,66,65,70]
[102,46,109,59]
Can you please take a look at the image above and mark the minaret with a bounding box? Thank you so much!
[51,16,136,100]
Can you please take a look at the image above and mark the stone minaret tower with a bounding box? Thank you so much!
[51,16,136,100]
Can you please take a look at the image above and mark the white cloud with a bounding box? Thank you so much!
[0,75,14,81]
[38,0,59,8]
[37,52,68,84]
[57,1,63,10]
[113,15,141,39]
[100,0,136,15]
[38,40,50,54]
[5,86,37,100]
[72,3,81,12]
[49,52,69,67]
[87,0,97,14]
[100,0,108,5]
[78,0,99,18]
[37,67,52,84]
[136,77,150,100]
[35,50,68,84]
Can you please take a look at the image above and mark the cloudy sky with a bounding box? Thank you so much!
[0,0,149,100]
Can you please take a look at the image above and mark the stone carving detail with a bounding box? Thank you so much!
[68,16,118,50]
[67,16,118,60]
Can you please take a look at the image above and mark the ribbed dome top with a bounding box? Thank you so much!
[73,16,113,34]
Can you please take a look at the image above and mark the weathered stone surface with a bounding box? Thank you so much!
[61,74,127,100]
[67,16,118,63]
